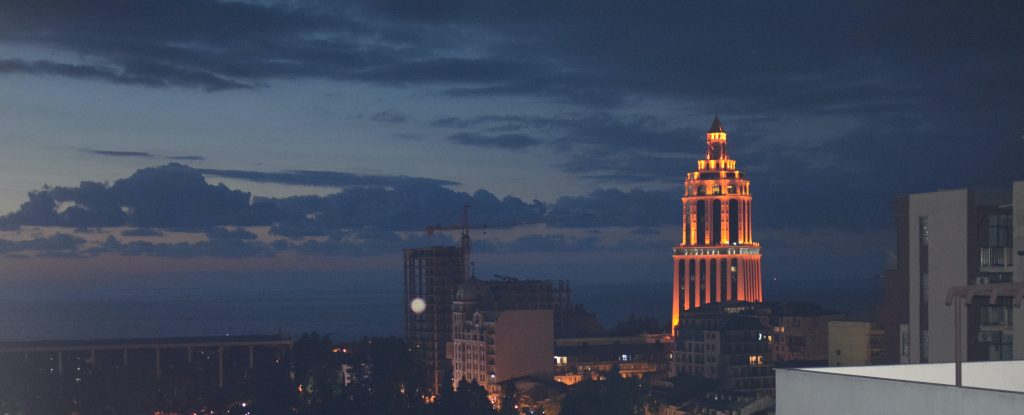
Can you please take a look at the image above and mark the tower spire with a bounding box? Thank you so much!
[705,115,730,161]
[708,115,725,133]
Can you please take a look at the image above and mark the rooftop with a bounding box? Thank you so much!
[790,361,1024,394]
[777,361,1024,414]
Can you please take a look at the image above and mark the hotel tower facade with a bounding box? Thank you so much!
[672,117,763,334]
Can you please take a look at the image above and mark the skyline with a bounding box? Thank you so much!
[0,1,1023,311]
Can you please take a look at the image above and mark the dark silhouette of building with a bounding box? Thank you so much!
[553,334,673,385]
[403,246,465,395]
[0,335,291,388]
[673,117,763,334]
[672,302,774,396]
[874,196,910,364]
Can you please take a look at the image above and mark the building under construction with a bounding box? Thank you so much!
[403,245,465,395]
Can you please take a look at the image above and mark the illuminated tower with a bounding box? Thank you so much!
[672,116,763,334]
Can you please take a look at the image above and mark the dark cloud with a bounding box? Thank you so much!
[447,132,541,150]
[0,233,85,255]
[547,188,678,228]
[267,187,546,231]
[199,168,458,188]
[502,234,602,253]
[95,235,275,258]
[434,113,701,182]
[0,1,545,94]
[0,164,280,228]
[392,133,424,140]
[2,0,1020,215]
[269,219,331,239]
[290,228,455,257]
[0,58,254,91]
[0,164,684,236]
[83,149,207,161]
[85,149,155,158]
[369,110,407,123]
[0,0,1019,119]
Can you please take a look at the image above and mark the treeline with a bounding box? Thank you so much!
[0,333,649,415]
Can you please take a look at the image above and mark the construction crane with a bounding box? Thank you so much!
[425,204,486,278]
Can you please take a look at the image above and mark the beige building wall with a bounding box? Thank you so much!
[905,184,1024,363]
[908,189,969,364]
[493,309,554,383]
[828,321,871,366]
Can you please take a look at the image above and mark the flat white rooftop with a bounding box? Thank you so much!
[800,360,1024,393]
[777,361,1024,415]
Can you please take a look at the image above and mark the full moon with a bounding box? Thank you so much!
[410,298,426,314]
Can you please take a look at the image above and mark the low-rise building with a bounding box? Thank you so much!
[553,334,672,385]
[0,335,291,389]
[451,277,555,397]
[672,302,775,396]
[764,302,846,365]
[828,321,885,366]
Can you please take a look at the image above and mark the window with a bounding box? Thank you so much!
[728,199,739,244]
[918,216,929,247]
[981,301,1014,327]
[921,272,929,303]
[696,201,707,246]
[921,330,929,363]
[985,214,1012,247]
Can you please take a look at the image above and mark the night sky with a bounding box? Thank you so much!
[0,1,1022,317]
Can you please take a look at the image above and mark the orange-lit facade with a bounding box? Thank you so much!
[672,117,763,334]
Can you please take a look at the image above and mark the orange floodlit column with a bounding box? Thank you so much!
[671,117,763,334]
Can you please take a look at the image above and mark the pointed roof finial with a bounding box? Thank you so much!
[708,115,725,133]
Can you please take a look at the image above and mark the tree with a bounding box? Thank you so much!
[436,379,497,415]
[560,366,647,415]
[292,332,343,413]
[498,382,519,415]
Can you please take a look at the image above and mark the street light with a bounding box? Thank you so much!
[945,282,1024,387]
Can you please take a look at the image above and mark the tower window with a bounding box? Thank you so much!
[696,201,707,246]
[728,199,739,244]
[711,200,722,244]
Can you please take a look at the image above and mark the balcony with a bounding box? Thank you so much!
[980,246,1014,271]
